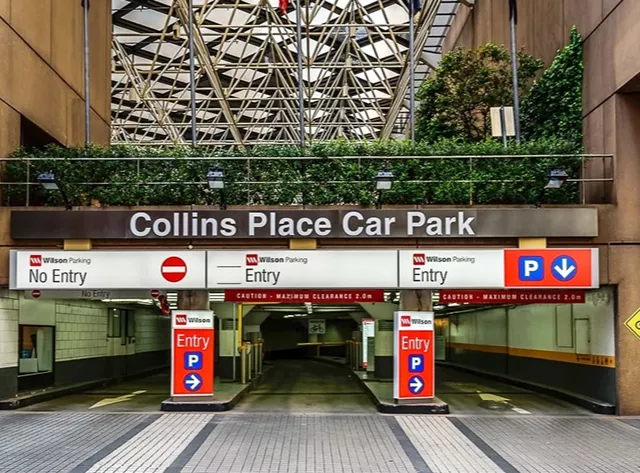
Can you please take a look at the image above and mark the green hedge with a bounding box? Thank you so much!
[4,138,582,207]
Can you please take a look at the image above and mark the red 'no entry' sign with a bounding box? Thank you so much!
[161,256,188,283]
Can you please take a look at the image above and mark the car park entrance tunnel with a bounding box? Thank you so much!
[0,205,618,415]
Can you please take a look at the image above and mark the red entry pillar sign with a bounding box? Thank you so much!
[171,310,215,397]
[393,311,435,400]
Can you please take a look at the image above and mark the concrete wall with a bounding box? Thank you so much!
[0,291,170,399]
[135,309,170,354]
[0,0,111,157]
[446,287,616,403]
[442,0,640,416]
[444,0,622,66]
[54,300,108,362]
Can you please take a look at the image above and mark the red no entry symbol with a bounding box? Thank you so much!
[161,256,187,283]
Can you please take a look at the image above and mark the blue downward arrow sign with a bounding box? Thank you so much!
[551,255,577,281]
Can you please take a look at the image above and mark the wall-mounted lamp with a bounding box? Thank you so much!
[536,169,568,207]
[37,170,71,210]
[206,164,226,209]
[375,166,394,209]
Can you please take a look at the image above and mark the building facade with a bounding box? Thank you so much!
[0,1,111,156]
[444,0,640,416]
[0,0,639,415]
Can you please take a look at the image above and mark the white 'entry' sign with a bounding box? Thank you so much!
[207,250,398,289]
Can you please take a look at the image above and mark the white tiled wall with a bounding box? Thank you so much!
[135,309,170,353]
[55,301,108,361]
[0,291,19,369]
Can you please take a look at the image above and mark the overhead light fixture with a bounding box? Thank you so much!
[206,164,226,209]
[37,170,71,210]
[375,165,394,209]
[536,169,569,208]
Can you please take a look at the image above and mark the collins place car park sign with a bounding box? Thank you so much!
[10,249,600,290]
[10,209,597,239]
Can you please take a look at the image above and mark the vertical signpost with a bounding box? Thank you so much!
[362,318,375,369]
[393,311,435,401]
[171,310,215,398]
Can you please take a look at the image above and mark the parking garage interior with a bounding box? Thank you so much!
[1,286,616,415]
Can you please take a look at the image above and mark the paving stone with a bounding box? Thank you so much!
[86,414,214,473]
[180,414,418,473]
[396,416,504,473]
[460,416,640,473]
[0,412,156,473]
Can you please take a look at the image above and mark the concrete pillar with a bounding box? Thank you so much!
[360,302,397,379]
[210,302,255,380]
[177,290,209,310]
[399,289,433,312]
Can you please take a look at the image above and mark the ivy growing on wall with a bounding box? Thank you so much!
[4,138,581,207]
[521,27,584,146]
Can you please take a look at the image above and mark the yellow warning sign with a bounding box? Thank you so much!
[624,309,640,340]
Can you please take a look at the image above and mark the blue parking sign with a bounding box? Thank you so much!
[518,256,544,281]
[184,352,203,370]
[408,354,424,373]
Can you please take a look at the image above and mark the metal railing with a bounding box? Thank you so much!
[240,341,263,384]
[0,154,615,207]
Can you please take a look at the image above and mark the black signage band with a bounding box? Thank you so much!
[10,208,598,240]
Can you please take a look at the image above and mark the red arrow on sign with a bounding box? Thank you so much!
[161,256,187,283]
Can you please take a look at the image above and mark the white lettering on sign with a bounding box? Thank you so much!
[176,334,210,350]
[125,210,481,238]
[130,211,237,237]
[248,212,333,237]
[245,269,281,285]
[401,336,431,353]
[341,211,397,236]
[412,268,448,285]
[406,211,475,236]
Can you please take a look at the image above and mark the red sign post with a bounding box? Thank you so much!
[393,311,435,400]
[171,310,215,397]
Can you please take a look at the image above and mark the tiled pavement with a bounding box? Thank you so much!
[3,361,640,472]
[2,412,640,472]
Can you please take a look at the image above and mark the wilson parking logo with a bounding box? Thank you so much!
[30,255,42,267]
[175,314,187,325]
[413,254,425,266]
[400,315,412,327]
[246,254,259,266]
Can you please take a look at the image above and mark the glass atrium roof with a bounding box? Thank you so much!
[111,0,464,145]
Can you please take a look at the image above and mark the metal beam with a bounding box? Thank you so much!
[174,0,245,146]
[112,39,185,144]
[380,0,440,139]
